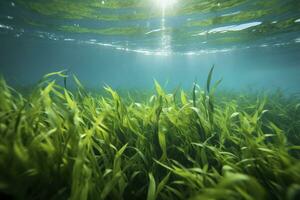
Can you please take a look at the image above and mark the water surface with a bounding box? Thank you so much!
[0,0,299,91]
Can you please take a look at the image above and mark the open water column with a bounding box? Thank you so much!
[0,1,300,200]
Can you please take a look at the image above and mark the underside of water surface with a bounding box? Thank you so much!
[1,0,300,54]
[0,0,300,200]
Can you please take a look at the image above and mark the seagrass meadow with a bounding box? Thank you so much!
[0,68,300,200]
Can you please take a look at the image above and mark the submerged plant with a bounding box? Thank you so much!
[0,67,299,200]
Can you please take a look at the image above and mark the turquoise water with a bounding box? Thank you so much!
[0,0,300,91]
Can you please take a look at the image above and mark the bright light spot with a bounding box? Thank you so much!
[208,22,262,33]
[0,23,13,30]
[64,38,75,41]
[101,1,105,5]
[260,44,268,47]
[155,0,177,10]
[192,22,262,37]
[221,11,240,17]
[145,28,163,35]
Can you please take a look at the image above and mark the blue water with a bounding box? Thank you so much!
[0,0,300,92]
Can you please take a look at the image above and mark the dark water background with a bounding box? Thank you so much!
[0,0,300,92]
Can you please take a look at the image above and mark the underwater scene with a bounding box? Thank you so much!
[0,0,300,199]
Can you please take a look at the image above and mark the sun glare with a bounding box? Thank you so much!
[155,0,177,10]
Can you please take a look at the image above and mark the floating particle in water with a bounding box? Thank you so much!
[11,2,15,7]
